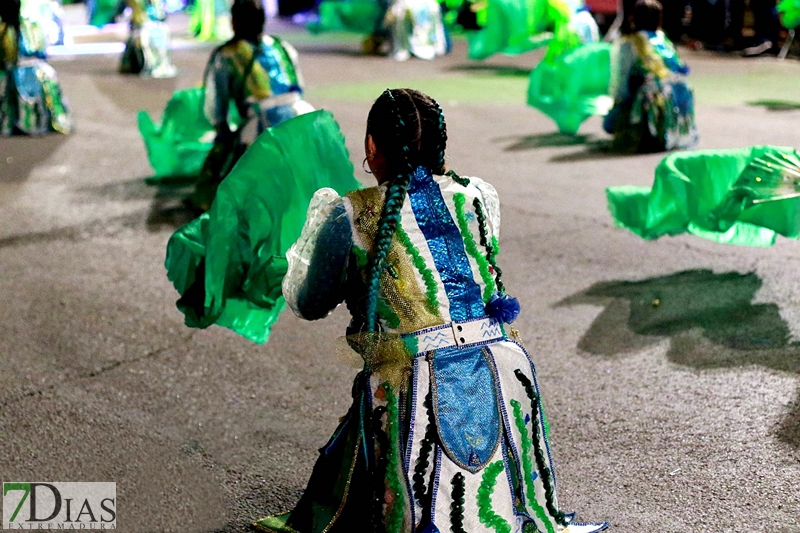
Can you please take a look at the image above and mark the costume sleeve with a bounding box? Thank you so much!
[471,176,501,240]
[281,39,306,91]
[203,50,232,130]
[283,188,353,320]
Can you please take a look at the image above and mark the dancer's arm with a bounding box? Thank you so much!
[283,188,353,320]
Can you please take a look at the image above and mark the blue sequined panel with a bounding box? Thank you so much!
[431,345,501,472]
[646,30,689,75]
[259,44,300,95]
[14,66,44,100]
[407,167,485,321]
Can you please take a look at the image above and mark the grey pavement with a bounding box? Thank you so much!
[1,9,800,533]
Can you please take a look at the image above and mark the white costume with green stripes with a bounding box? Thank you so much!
[255,168,607,533]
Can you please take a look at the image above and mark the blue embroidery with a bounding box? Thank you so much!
[407,167,485,321]
[432,345,501,472]
[258,43,301,95]
[646,31,690,75]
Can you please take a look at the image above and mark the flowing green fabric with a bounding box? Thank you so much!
[606,146,800,247]
[778,0,800,29]
[527,42,613,134]
[308,1,382,34]
[466,0,551,60]
[89,0,121,27]
[189,0,232,41]
[465,0,585,60]
[138,87,242,181]
[165,110,362,343]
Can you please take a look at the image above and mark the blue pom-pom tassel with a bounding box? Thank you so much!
[485,292,520,324]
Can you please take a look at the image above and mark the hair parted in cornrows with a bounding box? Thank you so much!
[363,88,447,332]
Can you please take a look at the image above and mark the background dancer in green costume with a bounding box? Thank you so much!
[253,88,608,533]
[120,0,178,78]
[190,0,233,41]
[310,0,448,60]
[1,0,72,135]
[525,0,611,135]
[187,0,314,210]
[603,0,698,153]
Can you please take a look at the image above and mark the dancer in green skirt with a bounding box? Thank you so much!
[188,0,314,209]
[253,88,609,533]
[1,0,72,135]
[120,0,178,78]
[603,0,698,153]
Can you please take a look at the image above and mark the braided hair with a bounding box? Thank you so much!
[363,88,448,332]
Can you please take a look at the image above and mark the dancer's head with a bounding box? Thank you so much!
[362,88,447,331]
[231,0,266,43]
[364,88,447,184]
[633,0,663,32]
[0,0,21,29]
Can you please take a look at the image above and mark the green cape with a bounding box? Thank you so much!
[527,42,612,134]
[89,0,121,27]
[466,0,552,60]
[138,87,242,182]
[607,146,800,246]
[165,110,362,343]
[308,1,382,34]
[778,0,800,29]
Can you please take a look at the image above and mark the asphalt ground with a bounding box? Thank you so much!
[1,8,800,533]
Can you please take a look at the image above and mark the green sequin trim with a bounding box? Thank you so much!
[447,170,471,187]
[492,235,500,255]
[450,473,466,533]
[395,223,441,318]
[511,399,555,533]
[454,193,496,303]
[514,370,566,526]
[474,198,504,294]
[477,460,511,533]
[384,384,407,533]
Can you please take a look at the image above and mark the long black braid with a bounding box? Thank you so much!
[363,88,447,332]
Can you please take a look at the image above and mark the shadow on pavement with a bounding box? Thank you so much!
[0,211,144,249]
[73,176,198,230]
[448,64,531,77]
[93,76,179,114]
[73,177,155,203]
[777,389,800,448]
[0,135,68,182]
[548,141,636,163]
[498,132,592,152]
[558,269,800,447]
[748,99,800,112]
[299,45,368,57]
[145,184,198,231]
